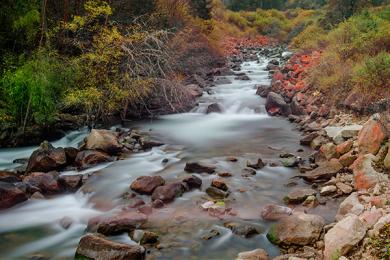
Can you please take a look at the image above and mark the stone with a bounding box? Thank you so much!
[64,147,79,164]
[151,183,186,203]
[224,222,260,238]
[84,129,122,154]
[140,138,164,150]
[130,230,159,245]
[351,154,388,190]
[58,174,83,192]
[265,92,291,116]
[211,179,228,191]
[320,185,337,196]
[247,158,266,170]
[290,97,306,116]
[236,248,269,260]
[324,215,367,260]
[284,188,317,204]
[75,150,111,169]
[30,191,45,199]
[339,151,358,167]
[130,176,165,195]
[357,115,386,155]
[320,143,339,160]
[201,229,220,240]
[336,182,353,194]
[60,216,73,229]
[227,156,238,162]
[311,136,328,150]
[267,213,325,246]
[206,103,222,114]
[0,171,21,183]
[184,162,216,174]
[96,211,148,235]
[302,195,319,208]
[261,204,292,221]
[384,144,390,169]
[302,159,343,182]
[0,181,28,209]
[300,133,319,146]
[206,186,228,199]
[182,175,202,189]
[280,156,300,168]
[152,199,164,208]
[336,140,353,155]
[336,193,364,221]
[76,234,145,260]
[23,172,60,194]
[26,141,66,173]
[218,172,232,177]
[256,85,271,98]
[359,208,383,228]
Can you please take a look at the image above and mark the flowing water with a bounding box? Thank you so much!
[0,55,338,259]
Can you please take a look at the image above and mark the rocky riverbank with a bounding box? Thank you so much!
[250,50,390,260]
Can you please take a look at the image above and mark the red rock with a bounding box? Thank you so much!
[351,154,388,190]
[130,176,165,195]
[23,172,60,194]
[0,182,28,209]
[336,140,354,155]
[96,211,148,235]
[339,151,358,167]
[26,141,67,173]
[357,116,386,155]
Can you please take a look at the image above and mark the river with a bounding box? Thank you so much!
[0,54,338,259]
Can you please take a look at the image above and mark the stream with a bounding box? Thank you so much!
[0,54,339,259]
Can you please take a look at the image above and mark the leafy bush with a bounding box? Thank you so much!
[290,24,327,50]
[1,50,75,126]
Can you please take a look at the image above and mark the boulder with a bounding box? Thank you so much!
[84,129,122,154]
[206,103,222,114]
[372,213,390,236]
[267,213,325,246]
[302,159,343,182]
[324,215,366,260]
[265,92,291,116]
[359,208,382,228]
[320,185,337,196]
[76,233,145,260]
[0,181,28,209]
[182,175,202,189]
[290,97,306,116]
[211,179,228,191]
[23,172,60,194]
[339,151,358,167]
[357,115,386,155]
[261,204,292,221]
[96,212,148,235]
[139,137,164,150]
[184,162,216,174]
[236,248,269,260]
[351,154,388,190]
[58,174,83,192]
[320,143,339,160]
[300,133,319,146]
[0,171,21,183]
[151,182,186,203]
[64,147,79,164]
[224,222,260,238]
[284,188,317,204]
[130,230,159,245]
[26,141,66,173]
[256,85,271,98]
[336,193,364,221]
[336,182,353,194]
[75,150,111,169]
[336,140,353,155]
[242,168,257,177]
[130,176,165,195]
[206,186,228,199]
[384,144,390,169]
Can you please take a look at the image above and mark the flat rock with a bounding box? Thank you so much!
[324,215,367,260]
[130,176,165,195]
[224,222,261,238]
[261,204,292,220]
[267,212,325,246]
[76,233,145,260]
[336,192,364,221]
[151,182,186,203]
[236,248,269,260]
[351,154,388,190]
[206,186,228,199]
[302,159,343,182]
[284,188,317,204]
[184,162,216,174]
[96,211,148,235]
[75,150,111,169]
[320,185,337,196]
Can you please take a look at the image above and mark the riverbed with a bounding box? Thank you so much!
[0,54,338,259]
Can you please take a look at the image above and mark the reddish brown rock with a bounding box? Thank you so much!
[26,141,66,173]
[84,129,122,154]
[261,204,292,221]
[96,211,148,235]
[184,162,216,174]
[23,172,60,194]
[0,171,21,183]
[130,176,165,195]
[0,181,28,209]
[336,140,353,155]
[357,115,386,155]
[211,179,228,191]
[302,159,343,182]
[75,150,111,169]
[339,150,358,167]
[351,154,388,190]
[182,175,202,189]
[151,183,186,203]
[76,233,145,260]
[58,174,83,192]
